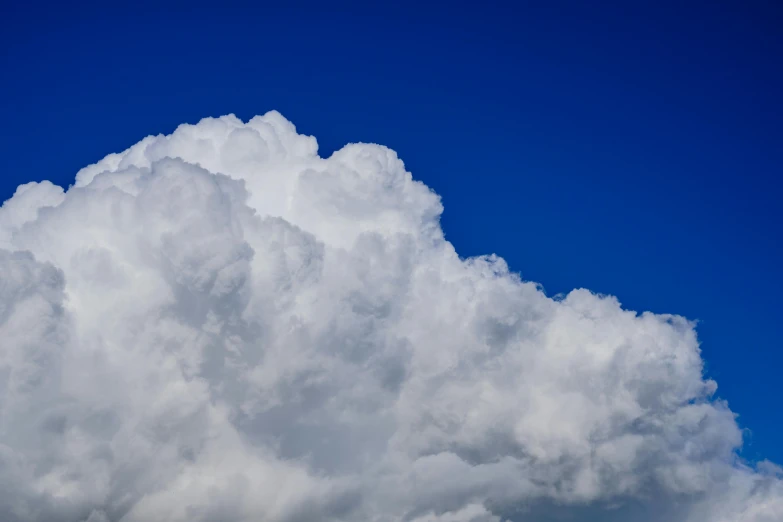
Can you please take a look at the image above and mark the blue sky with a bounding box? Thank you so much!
[1,0,781,466]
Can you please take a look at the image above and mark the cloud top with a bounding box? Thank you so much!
[0,112,780,521]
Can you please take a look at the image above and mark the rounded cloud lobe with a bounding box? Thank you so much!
[0,113,781,522]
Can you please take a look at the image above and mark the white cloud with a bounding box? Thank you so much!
[0,112,780,522]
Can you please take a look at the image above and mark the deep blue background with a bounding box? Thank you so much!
[2,2,781,463]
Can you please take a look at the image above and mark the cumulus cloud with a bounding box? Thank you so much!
[0,112,781,522]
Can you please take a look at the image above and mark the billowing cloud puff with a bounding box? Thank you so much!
[0,112,781,522]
